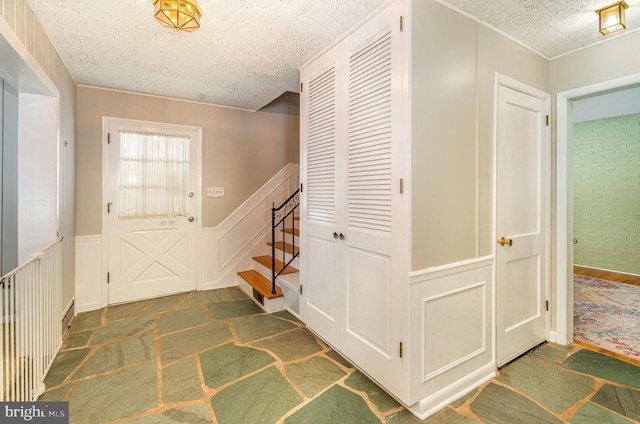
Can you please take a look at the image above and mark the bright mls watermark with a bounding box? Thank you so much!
[1,402,68,423]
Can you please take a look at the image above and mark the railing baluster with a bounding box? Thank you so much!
[270,189,300,294]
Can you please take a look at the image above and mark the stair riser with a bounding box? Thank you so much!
[237,277,286,313]
[269,251,300,269]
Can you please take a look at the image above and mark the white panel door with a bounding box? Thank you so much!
[108,121,198,304]
[339,0,403,395]
[300,45,342,347]
[496,84,550,366]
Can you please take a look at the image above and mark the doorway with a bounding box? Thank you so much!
[555,73,640,345]
[102,118,202,304]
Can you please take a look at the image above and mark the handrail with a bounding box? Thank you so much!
[271,189,300,295]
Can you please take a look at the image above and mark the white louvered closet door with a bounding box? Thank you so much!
[338,0,403,395]
[300,44,342,347]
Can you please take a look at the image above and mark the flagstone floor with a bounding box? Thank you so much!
[40,288,640,423]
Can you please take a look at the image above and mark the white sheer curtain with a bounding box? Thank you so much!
[118,131,190,219]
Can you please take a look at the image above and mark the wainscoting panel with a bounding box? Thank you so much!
[408,256,495,416]
[75,235,103,312]
[202,163,299,289]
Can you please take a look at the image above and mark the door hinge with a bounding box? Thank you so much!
[107,272,110,284]
[545,300,549,311]
[300,183,303,193]
[300,82,303,93]
[400,16,404,32]
[400,178,404,194]
[399,341,403,358]
[299,285,303,295]
[546,115,549,126]
[107,202,113,214]
[107,133,111,144]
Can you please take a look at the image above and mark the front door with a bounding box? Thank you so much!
[107,119,198,304]
[496,82,550,366]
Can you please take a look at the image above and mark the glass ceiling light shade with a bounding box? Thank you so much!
[596,1,629,35]
[153,0,202,32]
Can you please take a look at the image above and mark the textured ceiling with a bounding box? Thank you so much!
[442,0,640,59]
[27,0,640,110]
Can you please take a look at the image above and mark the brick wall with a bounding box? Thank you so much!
[573,113,640,275]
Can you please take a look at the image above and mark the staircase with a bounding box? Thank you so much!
[237,190,301,316]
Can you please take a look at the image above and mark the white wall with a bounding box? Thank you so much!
[18,94,58,263]
[572,86,640,123]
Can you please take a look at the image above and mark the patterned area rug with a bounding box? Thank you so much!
[574,275,640,361]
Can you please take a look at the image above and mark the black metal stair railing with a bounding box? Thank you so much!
[271,189,300,295]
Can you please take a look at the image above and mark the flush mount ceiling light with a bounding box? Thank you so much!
[153,0,202,32]
[596,1,629,35]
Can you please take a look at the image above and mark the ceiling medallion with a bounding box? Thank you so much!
[153,0,202,32]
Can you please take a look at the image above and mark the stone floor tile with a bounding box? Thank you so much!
[285,385,381,424]
[385,408,478,424]
[561,349,640,389]
[74,333,156,378]
[450,387,479,409]
[228,314,297,343]
[68,362,158,423]
[106,293,187,321]
[226,287,249,300]
[162,356,203,403]
[90,315,156,345]
[496,355,594,413]
[44,348,91,387]
[211,366,301,424]
[209,299,263,319]
[121,404,213,424]
[273,310,302,324]
[470,383,562,423]
[68,310,103,333]
[158,305,211,335]
[568,402,635,424]
[285,356,346,398]
[325,349,354,368]
[38,383,71,402]
[181,289,232,306]
[159,321,232,364]
[591,384,640,421]
[200,343,275,389]
[60,330,93,350]
[528,342,576,364]
[346,370,401,413]
[252,328,322,362]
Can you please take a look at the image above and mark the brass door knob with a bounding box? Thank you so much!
[498,237,513,246]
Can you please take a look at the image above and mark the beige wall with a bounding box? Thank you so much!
[550,31,640,94]
[76,87,300,235]
[411,1,549,270]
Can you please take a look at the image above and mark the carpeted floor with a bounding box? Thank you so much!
[574,274,640,361]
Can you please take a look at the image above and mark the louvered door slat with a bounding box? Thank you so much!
[307,67,337,224]
[347,29,393,234]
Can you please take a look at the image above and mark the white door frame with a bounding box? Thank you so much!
[554,72,640,345]
[101,117,203,307]
[493,73,552,360]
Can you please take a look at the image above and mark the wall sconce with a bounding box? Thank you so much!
[596,1,629,35]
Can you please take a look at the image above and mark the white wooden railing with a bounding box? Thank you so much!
[1,238,63,401]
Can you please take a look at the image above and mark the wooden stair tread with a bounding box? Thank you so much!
[237,270,283,299]
[267,241,300,256]
[281,228,300,236]
[253,255,299,274]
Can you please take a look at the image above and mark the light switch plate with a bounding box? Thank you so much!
[207,187,224,197]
